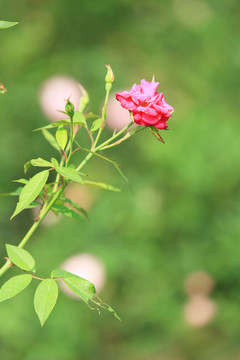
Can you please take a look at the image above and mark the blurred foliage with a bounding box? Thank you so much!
[1,0,240,359]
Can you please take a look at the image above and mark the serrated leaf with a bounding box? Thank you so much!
[34,279,58,326]
[51,203,84,221]
[54,165,84,184]
[84,180,120,191]
[56,126,68,150]
[6,244,36,271]
[11,170,49,219]
[90,118,102,132]
[0,21,19,29]
[30,158,52,168]
[73,111,86,126]
[0,274,32,302]
[41,129,60,151]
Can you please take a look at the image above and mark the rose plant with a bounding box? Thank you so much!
[0,63,174,326]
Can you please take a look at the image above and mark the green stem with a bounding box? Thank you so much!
[76,121,133,172]
[66,115,74,167]
[53,125,78,193]
[0,120,133,279]
[0,186,65,278]
[93,87,110,148]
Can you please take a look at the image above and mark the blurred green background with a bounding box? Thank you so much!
[1,0,240,359]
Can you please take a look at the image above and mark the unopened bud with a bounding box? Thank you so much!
[105,64,114,84]
[65,98,74,117]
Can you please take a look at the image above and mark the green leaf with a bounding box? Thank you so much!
[6,244,36,272]
[73,111,86,126]
[12,178,28,185]
[90,118,102,132]
[55,126,68,150]
[41,129,60,151]
[0,274,32,302]
[11,170,49,219]
[24,158,52,173]
[51,269,80,279]
[60,197,89,220]
[91,296,121,321]
[51,269,120,320]
[54,165,84,184]
[0,187,23,196]
[51,120,70,126]
[24,161,31,174]
[51,269,93,301]
[113,163,129,182]
[34,279,58,326]
[149,126,165,144]
[30,158,53,168]
[85,112,99,119]
[84,180,120,191]
[0,21,19,29]
[51,203,84,221]
[64,277,96,305]
[34,120,71,131]
[51,157,59,168]
[26,201,41,209]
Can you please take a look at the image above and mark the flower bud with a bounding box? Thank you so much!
[105,64,114,84]
[65,98,75,117]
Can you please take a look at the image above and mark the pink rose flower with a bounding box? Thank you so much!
[116,79,174,129]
